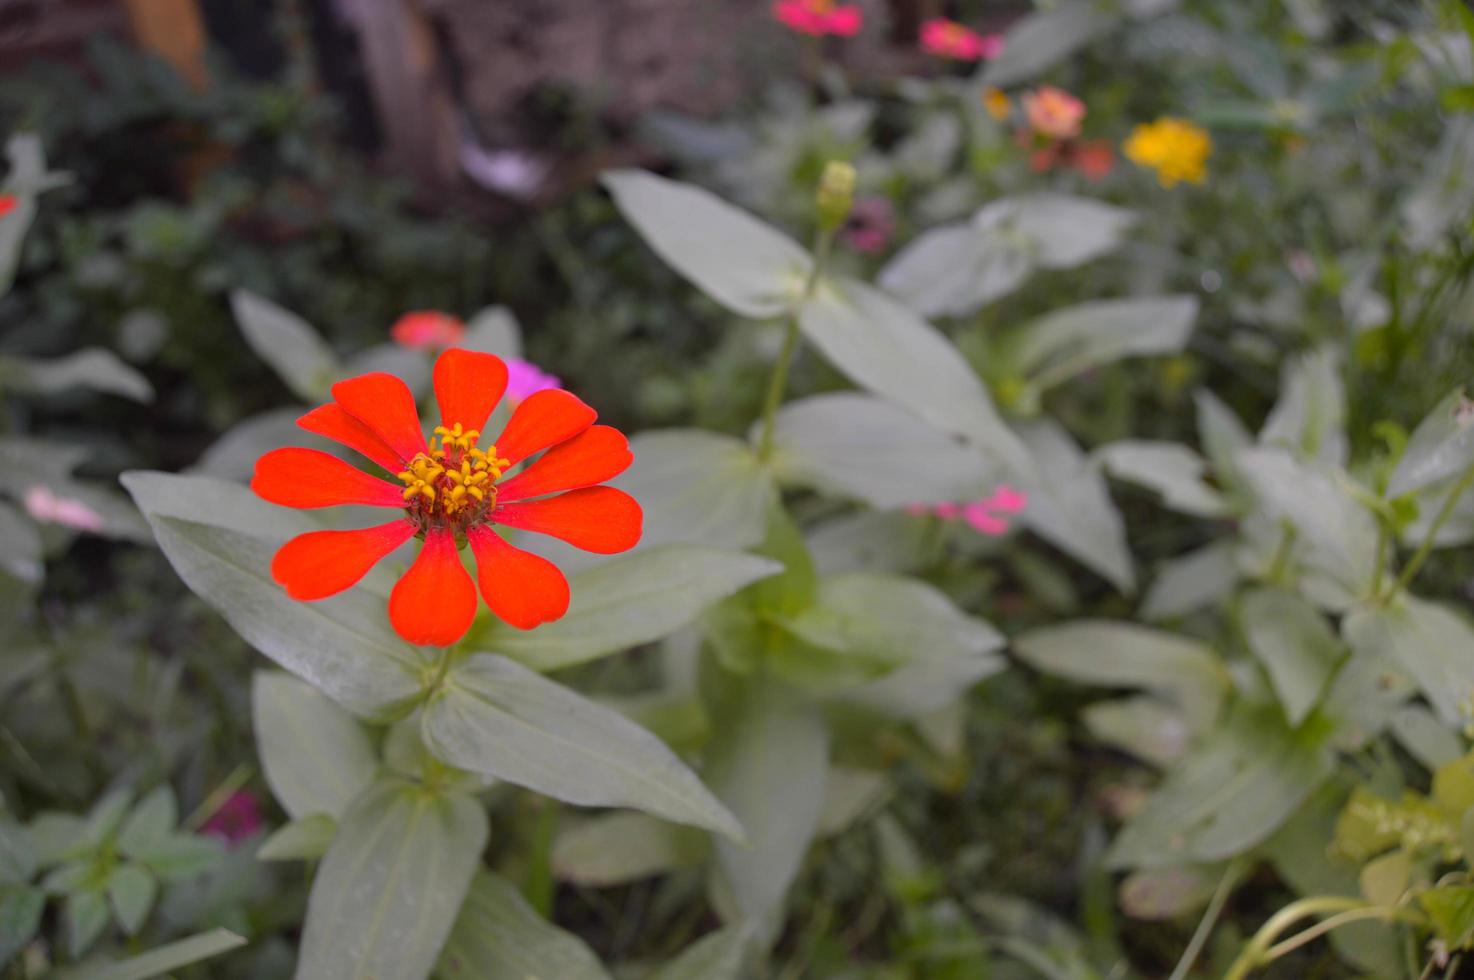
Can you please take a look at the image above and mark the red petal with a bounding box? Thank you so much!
[271,520,415,600]
[433,348,508,434]
[495,425,632,503]
[492,389,596,465]
[252,448,406,509]
[388,527,477,646]
[492,486,642,554]
[297,403,406,471]
[467,526,571,629]
[331,372,427,463]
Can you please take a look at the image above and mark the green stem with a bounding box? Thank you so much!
[1222,896,1381,980]
[1370,518,1389,598]
[1262,906,1427,961]
[1387,459,1474,599]
[1167,858,1246,980]
[756,229,832,462]
[183,762,254,831]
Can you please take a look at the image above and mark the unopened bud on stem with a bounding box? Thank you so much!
[816,161,856,231]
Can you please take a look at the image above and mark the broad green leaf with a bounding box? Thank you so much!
[1421,886,1474,950]
[552,813,705,887]
[295,779,487,980]
[482,546,779,671]
[1194,388,1253,482]
[1390,705,1466,771]
[1260,347,1347,464]
[1013,621,1227,729]
[1004,195,1138,269]
[252,671,379,820]
[1013,295,1198,391]
[1343,596,1474,726]
[650,925,756,980]
[106,865,156,935]
[1118,867,1218,920]
[780,573,1002,668]
[1319,638,1416,751]
[115,788,176,864]
[422,654,743,839]
[979,2,1120,86]
[192,408,331,482]
[799,277,1030,474]
[878,223,1022,317]
[806,510,930,577]
[51,929,246,980]
[257,814,337,862]
[1240,588,1344,726]
[1140,542,1239,622]
[230,290,341,402]
[66,889,110,959]
[437,871,612,980]
[0,820,35,884]
[1106,704,1334,869]
[705,680,828,924]
[1096,441,1228,518]
[1388,387,1474,498]
[833,651,1006,719]
[1083,697,1191,768]
[612,431,774,549]
[0,349,153,403]
[602,170,811,318]
[1404,117,1474,249]
[0,885,44,965]
[767,394,993,508]
[1018,421,1135,593]
[123,472,423,720]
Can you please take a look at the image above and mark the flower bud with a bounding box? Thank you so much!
[816,161,856,231]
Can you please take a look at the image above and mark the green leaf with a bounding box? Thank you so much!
[295,779,488,980]
[833,651,1006,719]
[122,472,424,720]
[1388,388,1474,498]
[129,833,221,881]
[1343,596,1474,726]
[602,170,811,318]
[1082,697,1191,767]
[85,788,135,845]
[1194,388,1254,484]
[1018,421,1135,593]
[649,925,757,980]
[878,223,1024,317]
[768,394,993,508]
[799,277,1030,474]
[1140,542,1239,622]
[1390,705,1465,771]
[1106,704,1334,869]
[115,787,176,861]
[1260,347,1347,464]
[0,885,44,965]
[0,821,35,884]
[1096,441,1228,518]
[1013,296,1198,392]
[65,889,111,959]
[106,865,156,936]
[1013,621,1228,730]
[979,2,1119,86]
[480,546,781,672]
[230,290,341,402]
[1240,588,1344,726]
[252,671,378,820]
[0,349,153,403]
[257,814,337,862]
[51,929,246,980]
[422,654,743,839]
[436,871,612,980]
[612,431,774,549]
[705,679,828,924]
[552,813,705,887]
[0,500,42,590]
[192,408,328,482]
[1421,886,1474,950]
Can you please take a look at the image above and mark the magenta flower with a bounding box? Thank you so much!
[919,18,1003,61]
[842,197,897,255]
[907,485,1028,537]
[504,357,562,405]
[201,790,265,845]
[773,0,863,37]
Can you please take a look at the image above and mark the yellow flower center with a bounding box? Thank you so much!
[396,422,512,525]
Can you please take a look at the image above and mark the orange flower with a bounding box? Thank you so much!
[391,311,466,351]
[251,349,641,646]
[982,87,1012,121]
[1022,86,1085,140]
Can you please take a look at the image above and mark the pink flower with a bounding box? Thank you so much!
[504,357,562,404]
[774,0,863,37]
[1023,87,1086,140]
[841,197,896,254]
[905,485,1028,537]
[390,311,466,351]
[24,486,105,532]
[201,790,264,845]
[920,18,1003,61]
[985,484,1027,513]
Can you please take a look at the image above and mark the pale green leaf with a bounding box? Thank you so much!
[66,889,110,959]
[0,885,44,965]
[1390,705,1466,771]
[230,290,341,402]
[1194,389,1253,483]
[1082,697,1191,767]
[436,871,611,980]
[602,170,811,318]
[51,929,246,980]
[1240,588,1344,726]
[1388,387,1474,498]
[1140,542,1239,622]
[1096,440,1228,518]
[253,671,379,820]
[832,651,1006,719]
[257,814,337,862]
[0,349,153,403]
[1343,596,1474,726]
[612,431,774,550]
[817,767,893,838]
[295,779,487,980]
[116,787,177,858]
[422,654,743,839]
[979,2,1120,86]
[192,408,333,482]
[649,925,756,980]
[1018,421,1135,592]
[878,223,1028,316]
[551,813,705,887]
[1014,295,1198,391]
[106,865,156,936]
[1260,347,1347,464]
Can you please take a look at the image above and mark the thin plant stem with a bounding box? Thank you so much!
[1222,895,1367,980]
[183,762,255,831]
[757,229,832,462]
[1261,906,1427,961]
[1167,858,1246,980]
[1387,460,1474,598]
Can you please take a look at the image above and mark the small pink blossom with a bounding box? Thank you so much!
[390,311,466,351]
[201,789,264,845]
[1022,87,1086,140]
[841,197,896,254]
[906,485,1029,537]
[774,0,863,37]
[920,18,1003,61]
[504,357,562,404]
[961,503,1009,535]
[984,484,1028,513]
[23,486,105,532]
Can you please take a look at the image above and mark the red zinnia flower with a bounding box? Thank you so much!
[251,349,641,646]
[0,195,17,218]
[391,311,466,351]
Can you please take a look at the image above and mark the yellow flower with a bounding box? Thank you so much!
[982,87,1011,121]
[1123,117,1212,187]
